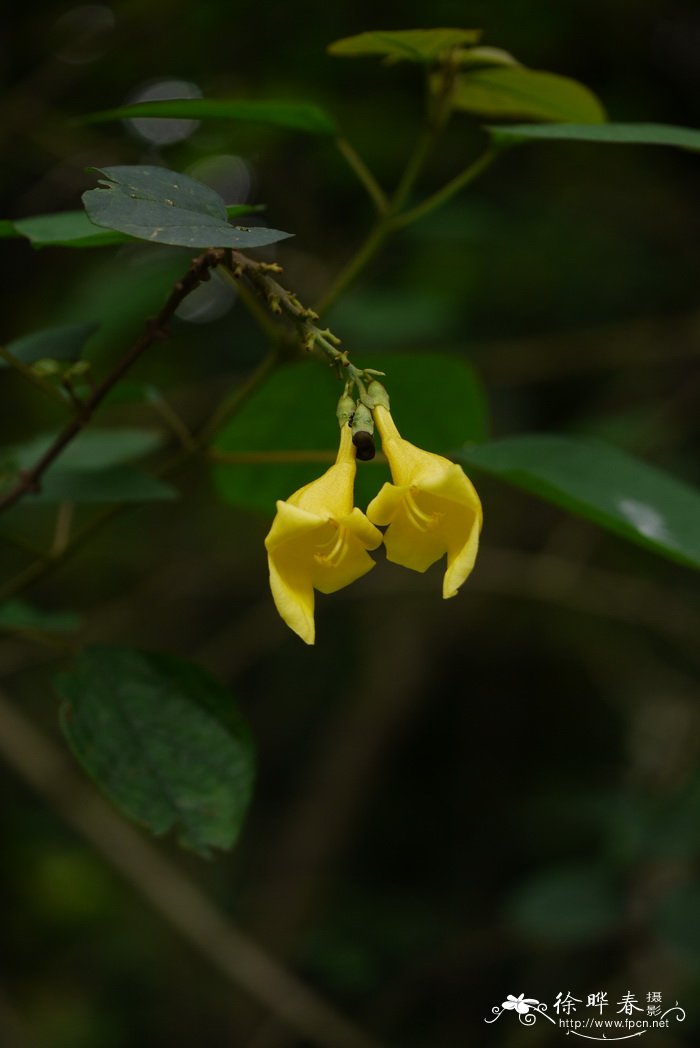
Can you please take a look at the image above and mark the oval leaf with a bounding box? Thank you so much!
[83,98,337,135]
[10,426,163,471]
[328,28,482,63]
[451,67,606,123]
[489,121,700,152]
[83,165,292,249]
[56,647,255,856]
[459,435,700,569]
[30,466,177,504]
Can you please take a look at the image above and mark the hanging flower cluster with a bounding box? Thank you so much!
[265,380,482,644]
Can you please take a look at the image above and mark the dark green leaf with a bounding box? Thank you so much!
[2,321,98,367]
[82,165,292,249]
[489,120,700,151]
[32,466,177,503]
[11,427,163,471]
[0,220,19,239]
[0,600,81,633]
[451,67,605,123]
[8,204,261,249]
[56,647,255,856]
[328,28,482,63]
[213,353,488,514]
[459,435,700,569]
[506,865,618,944]
[83,98,337,135]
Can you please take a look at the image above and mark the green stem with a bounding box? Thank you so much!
[391,147,499,229]
[390,128,434,215]
[335,138,388,214]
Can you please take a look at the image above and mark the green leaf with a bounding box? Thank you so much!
[456,46,518,69]
[0,219,18,239]
[451,66,606,123]
[488,120,700,151]
[10,426,164,471]
[82,166,292,249]
[83,98,337,135]
[0,600,81,633]
[8,204,262,249]
[328,28,482,63]
[1,321,98,367]
[213,353,488,515]
[56,647,255,856]
[506,865,618,944]
[15,211,130,248]
[31,466,177,503]
[459,435,700,569]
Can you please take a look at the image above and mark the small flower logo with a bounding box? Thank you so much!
[502,994,540,1015]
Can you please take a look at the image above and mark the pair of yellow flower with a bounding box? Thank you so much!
[265,401,482,644]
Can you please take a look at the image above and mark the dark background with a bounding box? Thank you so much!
[1,2,700,1046]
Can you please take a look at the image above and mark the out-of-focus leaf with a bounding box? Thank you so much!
[0,220,19,238]
[456,46,518,69]
[56,647,255,856]
[213,353,488,515]
[1,321,98,367]
[328,28,482,63]
[489,121,700,151]
[459,435,700,569]
[506,865,618,944]
[83,166,292,249]
[31,466,177,503]
[14,211,129,248]
[0,600,81,633]
[451,67,606,123]
[11,427,163,471]
[83,98,337,135]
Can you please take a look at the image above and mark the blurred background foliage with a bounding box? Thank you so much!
[1,1,700,1046]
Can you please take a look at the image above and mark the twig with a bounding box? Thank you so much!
[0,249,225,517]
[0,689,389,1048]
[335,138,388,214]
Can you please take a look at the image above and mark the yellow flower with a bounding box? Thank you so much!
[367,404,482,598]
[265,424,383,644]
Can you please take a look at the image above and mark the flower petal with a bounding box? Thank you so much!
[443,505,481,598]
[366,481,407,527]
[268,554,316,645]
[265,500,325,554]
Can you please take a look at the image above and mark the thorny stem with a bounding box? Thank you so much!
[223,253,378,397]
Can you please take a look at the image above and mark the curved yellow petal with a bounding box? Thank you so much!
[341,507,384,549]
[366,481,407,527]
[288,425,356,519]
[443,506,481,598]
[264,425,381,643]
[370,404,483,596]
[265,500,326,553]
[268,554,316,645]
